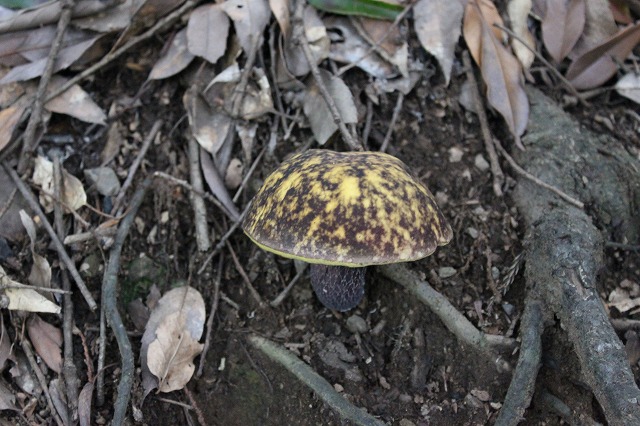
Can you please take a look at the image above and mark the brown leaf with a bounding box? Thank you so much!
[269,0,291,35]
[78,381,94,426]
[0,36,101,84]
[566,23,640,90]
[0,95,30,154]
[150,29,195,80]
[414,0,464,84]
[141,287,206,394]
[27,315,62,373]
[147,311,204,392]
[541,0,585,63]
[186,4,230,64]
[200,147,241,220]
[221,0,271,53]
[463,0,529,144]
[44,76,107,124]
[615,73,640,105]
[184,88,232,155]
[507,0,535,69]
[32,156,87,213]
[569,0,617,57]
[0,380,17,411]
[0,320,12,371]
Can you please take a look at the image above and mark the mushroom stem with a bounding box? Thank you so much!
[310,265,366,312]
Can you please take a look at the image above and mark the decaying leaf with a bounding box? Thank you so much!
[32,156,87,213]
[507,0,535,69]
[184,89,232,155]
[78,381,94,426]
[0,36,101,84]
[566,22,640,90]
[541,0,585,63]
[303,69,357,145]
[200,148,241,220]
[0,379,17,411]
[413,0,464,84]
[0,94,30,154]
[27,315,62,374]
[1,264,60,314]
[0,319,11,371]
[19,210,52,291]
[569,0,617,58]
[44,76,107,125]
[615,73,640,105]
[141,287,206,394]
[326,17,396,79]
[353,17,408,77]
[463,0,529,146]
[221,0,270,53]
[186,4,229,64]
[269,0,290,35]
[73,0,136,33]
[150,29,195,80]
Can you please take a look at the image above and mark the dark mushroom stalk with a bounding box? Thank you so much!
[309,264,366,311]
[243,149,452,311]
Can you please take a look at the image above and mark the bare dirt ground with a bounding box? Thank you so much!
[2,2,640,426]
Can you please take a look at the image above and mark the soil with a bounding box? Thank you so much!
[3,14,640,426]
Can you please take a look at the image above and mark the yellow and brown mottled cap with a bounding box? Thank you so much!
[243,149,452,267]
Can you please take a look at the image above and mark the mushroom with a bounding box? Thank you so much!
[243,149,452,311]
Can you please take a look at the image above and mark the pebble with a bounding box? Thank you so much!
[474,154,490,171]
[466,227,479,239]
[438,266,457,279]
[448,147,463,163]
[346,315,368,334]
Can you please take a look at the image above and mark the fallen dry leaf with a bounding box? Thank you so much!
[0,94,30,154]
[463,0,529,146]
[353,17,408,77]
[0,319,11,371]
[507,0,535,69]
[73,0,136,33]
[269,0,290,35]
[0,379,17,411]
[27,315,62,374]
[221,0,271,53]
[32,156,87,213]
[19,210,52,292]
[45,76,107,125]
[149,29,194,80]
[303,69,357,145]
[569,0,617,57]
[0,166,30,242]
[200,147,241,220]
[147,311,205,392]
[186,4,229,64]
[184,88,231,155]
[1,265,60,314]
[615,73,640,104]
[566,22,640,90]
[541,0,585,63]
[78,381,94,426]
[413,0,464,84]
[141,286,206,394]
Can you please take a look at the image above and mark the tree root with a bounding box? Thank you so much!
[248,335,386,426]
[502,87,640,425]
[378,263,515,372]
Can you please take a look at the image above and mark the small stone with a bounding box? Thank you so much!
[84,167,121,196]
[438,266,457,279]
[466,227,479,239]
[346,315,368,334]
[474,154,490,171]
[502,302,515,316]
[448,147,464,163]
[492,266,500,280]
[470,389,491,402]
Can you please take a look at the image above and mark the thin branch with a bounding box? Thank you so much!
[379,93,403,153]
[463,50,504,196]
[293,0,361,151]
[227,243,266,308]
[3,163,97,310]
[18,0,76,174]
[101,177,153,426]
[248,335,386,426]
[197,254,223,377]
[270,263,307,308]
[188,136,212,251]
[494,140,585,209]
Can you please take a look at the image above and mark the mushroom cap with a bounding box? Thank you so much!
[243,150,453,267]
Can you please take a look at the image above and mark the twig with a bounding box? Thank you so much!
[270,263,307,308]
[53,153,80,421]
[232,145,266,203]
[293,0,362,151]
[362,98,373,149]
[188,136,212,251]
[112,120,162,215]
[101,177,153,426]
[494,140,585,209]
[495,298,544,426]
[248,335,386,426]
[0,281,70,294]
[197,254,223,377]
[227,243,266,308]
[539,390,603,426]
[231,34,262,118]
[196,201,252,275]
[378,263,515,369]
[18,0,76,174]
[494,24,589,108]
[379,93,404,153]
[21,337,65,426]
[3,163,97,310]
[463,50,504,196]
[45,0,197,102]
